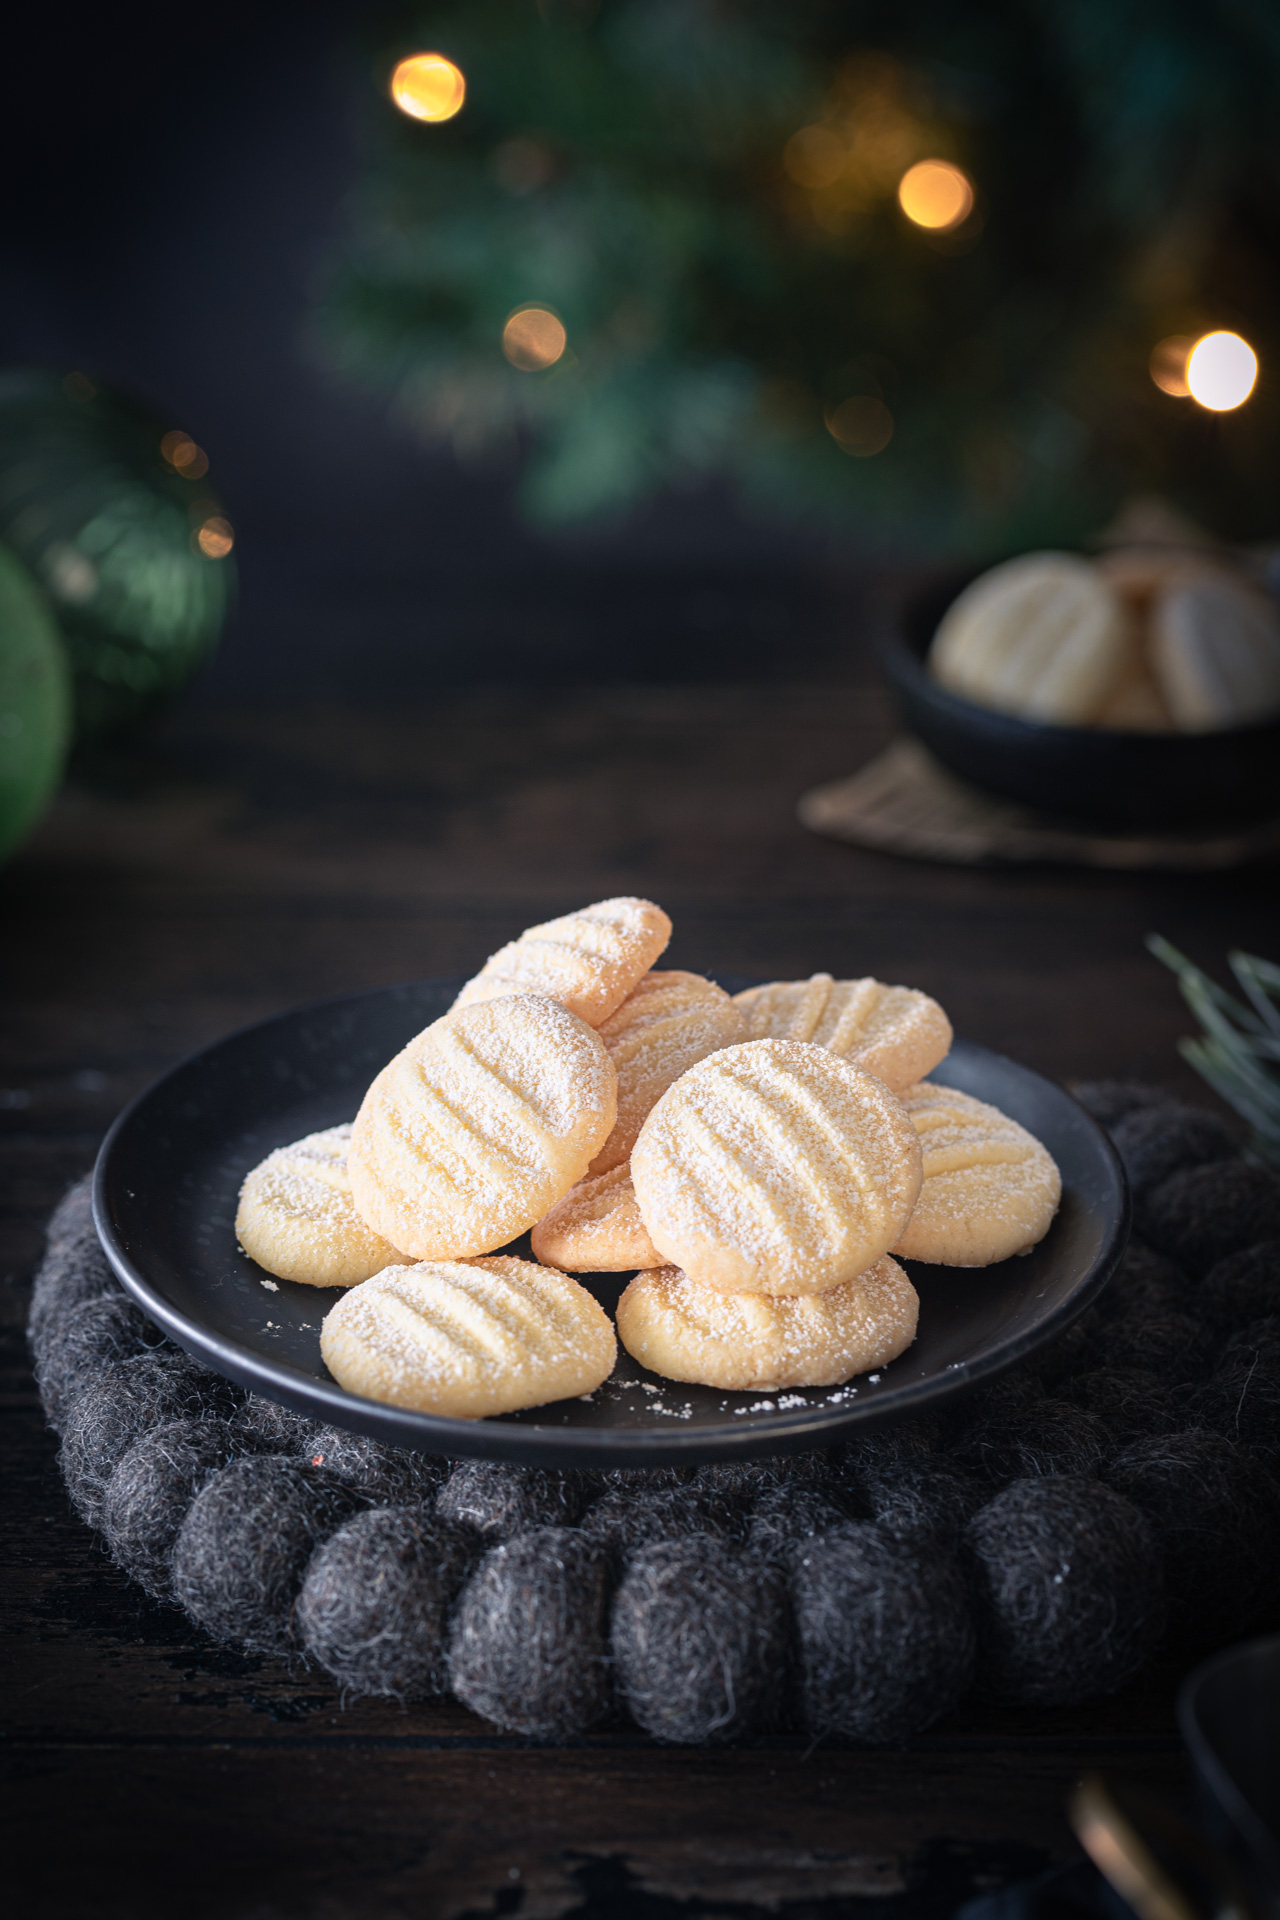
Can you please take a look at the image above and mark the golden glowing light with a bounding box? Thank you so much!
[160,431,209,478]
[1186,330,1258,412]
[783,125,846,191]
[897,159,974,232]
[194,516,234,559]
[391,52,466,123]
[826,396,894,458]
[1149,336,1195,398]
[502,306,567,371]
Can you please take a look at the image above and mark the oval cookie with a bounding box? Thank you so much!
[348,995,617,1261]
[616,1256,918,1390]
[929,551,1130,723]
[531,1164,660,1274]
[235,1124,404,1286]
[320,1256,617,1419]
[1149,578,1280,730]
[891,1082,1061,1266]
[590,970,746,1174]
[450,896,671,1028]
[630,1039,923,1296]
[732,975,951,1094]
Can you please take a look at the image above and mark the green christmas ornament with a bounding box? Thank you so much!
[0,542,71,863]
[0,371,234,745]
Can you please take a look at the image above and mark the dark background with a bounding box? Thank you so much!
[0,2,844,703]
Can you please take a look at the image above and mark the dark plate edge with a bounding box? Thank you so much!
[91,984,1131,1467]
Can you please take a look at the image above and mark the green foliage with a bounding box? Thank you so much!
[314,0,1280,547]
[0,543,71,863]
[0,372,234,744]
[1148,935,1280,1166]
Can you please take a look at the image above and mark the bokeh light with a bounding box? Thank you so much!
[160,431,209,479]
[194,517,234,559]
[826,396,894,457]
[897,159,974,231]
[1149,336,1195,397]
[502,306,567,371]
[783,126,846,191]
[391,53,466,123]
[1185,331,1258,411]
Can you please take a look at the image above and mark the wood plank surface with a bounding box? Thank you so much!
[3,672,1275,1918]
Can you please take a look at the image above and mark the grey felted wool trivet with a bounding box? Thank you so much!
[26,1123,1280,1741]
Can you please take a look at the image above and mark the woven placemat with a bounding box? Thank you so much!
[799,738,1280,871]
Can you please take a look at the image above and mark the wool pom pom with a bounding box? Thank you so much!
[58,1351,234,1526]
[1095,1241,1191,1321]
[1102,1429,1280,1644]
[1098,1304,1208,1384]
[1199,1243,1280,1332]
[33,1293,166,1432]
[231,1394,319,1452]
[1194,1323,1280,1464]
[1109,1103,1238,1195]
[28,1223,118,1341]
[599,1465,691,1492]
[297,1507,476,1699]
[825,1420,939,1506]
[1061,1368,1181,1447]
[101,1417,237,1599]
[436,1461,591,1539]
[1031,1311,1102,1389]
[297,1427,447,1506]
[950,1398,1107,1484]
[448,1527,614,1738]
[583,1485,739,1557]
[748,1483,855,1558]
[1140,1161,1280,1276]
[171,1456,362,1651]
[858,1464,988,1547]
[45,1175,96,1251]
[1069,1080,1165,1127]
[612,1535,789,1744]
[790,1522,975,1742]
[966,1477,1164,1706]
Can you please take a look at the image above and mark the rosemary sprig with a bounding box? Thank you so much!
[1146,936,1280,1166]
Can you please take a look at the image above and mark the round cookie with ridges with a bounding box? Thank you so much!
[732,975,951,1094]
[590,970,747,1174]
[450,896,671,1029]
[891,1083,1061,1266]
[532,1164,659,1273]
[630,1040,923,1296]
[319,1256,617,1420]
[616,1256,918,1390]
[929,551,1130,723]
[348,995,617,1260]
[235,1124,405,1287]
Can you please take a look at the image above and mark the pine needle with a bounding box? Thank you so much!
[1147,935,1280,1165]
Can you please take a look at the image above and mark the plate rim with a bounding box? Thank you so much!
[92,975,1130,1466]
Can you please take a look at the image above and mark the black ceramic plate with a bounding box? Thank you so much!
[93,975,1127,1466]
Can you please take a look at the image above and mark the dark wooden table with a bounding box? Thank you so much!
[4,667,1277,1919]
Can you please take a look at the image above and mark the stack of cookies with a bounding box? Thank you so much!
[234,897,1061,1420]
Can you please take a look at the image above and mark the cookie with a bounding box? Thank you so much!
[531,1164,660,1273]
[348,994,617,1261]
[450,897,672,1028]
[1149,577,1280,730]
[732,975,951,1093]
[929,551,1130,723]
[320,1256,617,1419]
[630,1039,923,1296]
[891,1082,1061,1266]
[590,970,747,1175]
[235,1124,404,1287]
[616,1256,918,1390]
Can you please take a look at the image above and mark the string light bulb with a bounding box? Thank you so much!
[391,53,466,123]
[502,306,567,370]
[1185,331,1258,412]
[194,517,234,559]
[897,159,973,232]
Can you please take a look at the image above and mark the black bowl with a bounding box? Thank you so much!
[1179,1636,1280,1916]
[878,570,1280,832]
